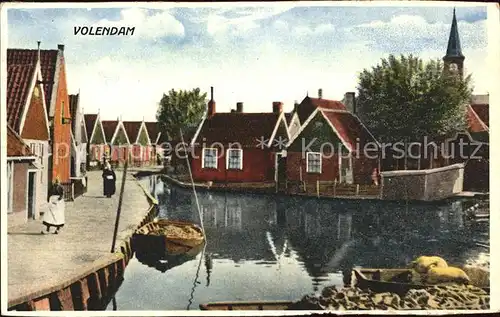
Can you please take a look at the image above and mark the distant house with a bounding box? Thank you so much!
[123,120,151,166]
[8,44,72,186]
[85,113,106,168]
[7,57,51,225]
[286,104,380,185]
[190,88,290,183]
[102,118,130,166]
[69,93,88,178]
[145,121,166,165]
[6,127,38,228]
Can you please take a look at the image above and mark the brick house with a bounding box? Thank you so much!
[286,105,380,186]
[7,57,51,225]
[190,88,290,183]
[8,44,72,186]
[85,113,107,168]
[69,93,88,178]
[123,120,151,166]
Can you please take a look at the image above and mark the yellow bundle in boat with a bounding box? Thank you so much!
[411,256,448,273]
[425,266,471,285]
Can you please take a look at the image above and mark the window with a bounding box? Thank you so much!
[30,143,36,156]
[202,148,218,169]
[306,152,322,173]
[227,149,243,170]
[40,144,44,157]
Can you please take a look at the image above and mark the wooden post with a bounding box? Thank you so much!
[303,180,306,193]
[316,180,320,198]
[111,160,128,253]
[356,184,360,196]
[333,179,337,197]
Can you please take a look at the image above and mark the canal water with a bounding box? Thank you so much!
[107,175,489,310]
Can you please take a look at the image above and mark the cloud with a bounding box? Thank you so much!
[6,5,490,121]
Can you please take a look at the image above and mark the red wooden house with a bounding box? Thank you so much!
[190,88,290,183]
[101,119,130,166]
[85,113,107,168]
[7,56,51,225]
[286,97,380,185]
[123,120,151,166]
[8,44,72,185]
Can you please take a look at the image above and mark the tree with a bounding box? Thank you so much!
[356,54,472,144]
[156,88,207,141]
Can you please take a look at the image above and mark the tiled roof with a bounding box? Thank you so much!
[466,105,488,133]
[284,112,293,125]
[101,120,119,143]
[7,49,59,112]
[321,110,377,152]
[69,94,79,132]
[194,113,284,148]
[84,114,97,141]
[297,96,347,123]
[471,104,488,128]
[122,121,143,144]
[7,125,32,157]
[7,64,36,132]
[145,122,160,144]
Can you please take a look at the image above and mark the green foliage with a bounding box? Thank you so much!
[113,126,128,145]
[156,88,207,141]
[137,125,149,146]
[356,54,472,143]
[91,122,105,144]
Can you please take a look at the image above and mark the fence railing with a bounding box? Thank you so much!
[286,180,380,198]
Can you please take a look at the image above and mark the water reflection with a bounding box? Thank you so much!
[151,175,488,274]
[109,175,489,310]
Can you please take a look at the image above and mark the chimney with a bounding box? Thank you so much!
[37,41,41,63]
[342,92,356,114]
[318,89,323,99]
[207,86,216,117]
[236,102,243,113]
[272,101,283,114]
[58,44,65,51]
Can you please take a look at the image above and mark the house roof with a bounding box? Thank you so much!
[471,104,488,127]
[7,125,32,157]
[7,48,59,113]
[84,114,98,141]
[321,110,377,152]
[466,105,489,133]
[122,121,143,144]
[194,112,286,148]
[145,122,160,144]
[101,120,119,143]
[7,63,37,132]
[284,112,294,125]
[297,96,347,123]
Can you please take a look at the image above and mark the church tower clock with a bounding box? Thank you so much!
[443,8,465,77]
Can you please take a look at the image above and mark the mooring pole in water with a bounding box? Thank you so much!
[111,160,128,253]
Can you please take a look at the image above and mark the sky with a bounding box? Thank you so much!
[6,3,490,121]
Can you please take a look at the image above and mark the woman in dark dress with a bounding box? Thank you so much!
[102,162,117,198]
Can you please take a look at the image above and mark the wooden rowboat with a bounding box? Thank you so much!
[136,241,204,273]
[353,267,490,295]
[132,219,205,255]
[199,300,294,311]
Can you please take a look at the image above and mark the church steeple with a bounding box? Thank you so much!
[443,8,465,77]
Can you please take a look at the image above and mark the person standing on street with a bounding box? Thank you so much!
[41,182,65,234]
[102,162,117,198]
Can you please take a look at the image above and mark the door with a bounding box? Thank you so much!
[275,153,287,192]
[27,171,36,220]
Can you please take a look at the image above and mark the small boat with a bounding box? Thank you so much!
[136,241,204,273]
[199,300,294,311]
[353,267,490,295]
[132,219,205,254]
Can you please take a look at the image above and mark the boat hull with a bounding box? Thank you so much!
[200,301,293,311]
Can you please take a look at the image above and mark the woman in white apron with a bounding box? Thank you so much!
[41,183,65,234]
